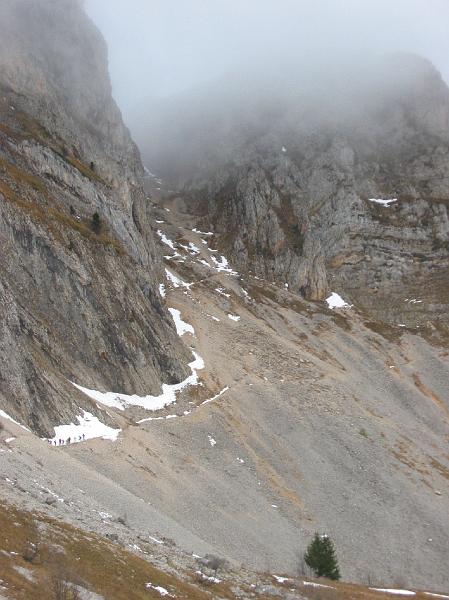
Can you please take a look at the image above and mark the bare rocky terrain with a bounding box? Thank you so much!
[2,192,449,595]
[0,1,449,598]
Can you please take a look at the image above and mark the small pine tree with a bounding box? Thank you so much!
[304,533,341,580]
[90,211,101,234]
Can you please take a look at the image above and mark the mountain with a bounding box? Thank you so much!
[0,0,191,436]
[135,55,449,321]
[0,1,448,597]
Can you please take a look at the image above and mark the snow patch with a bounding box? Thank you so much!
[195,571,221,584]
[198,258,211,268]
[168,307,195,336]
[74,352,204,414]
[159,283,166,298]
[145,583,173,597]
[149,536,164,545]
[215,287,231,298]
[201,386,229,405]
[369,198,398,207]
[273,575,291,583]
[157,229,176,250]
[370,589,415,596]
[208,435,217,447]
[192,228,213,236]
[228,314,241,322]
[326,292,352,309]
[210,254,238,275]
[303,581,335,589]
[0,410,30,432]
[48,411,120,445]
[206,313,220,322]
[165,268,192,289]
[187,242,201,254]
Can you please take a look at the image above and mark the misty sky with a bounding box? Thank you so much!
[85,0,449,119]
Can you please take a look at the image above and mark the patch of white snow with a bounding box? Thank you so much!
[0,410,30,431]
[201,386,229,405]
[228,314,240,322]
[168,308,195,336]
[303,581,335,589]
[165,268,192,289]
[145,583,173,597]
[325,292,352,309]
[210,255,238,275]
[369,198,398,207]
[148,536,164,545]
[370,589,415,596]
[215,287,231,298]
[74,352,205,414]
[47,411,120,445]
[192,228,213,236]
[274,575,290,583]
[157,230,176,250]
[195,571,221,584]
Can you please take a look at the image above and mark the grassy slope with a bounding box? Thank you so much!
[0,502,446,600]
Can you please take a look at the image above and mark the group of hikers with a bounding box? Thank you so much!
[47,434,85,446]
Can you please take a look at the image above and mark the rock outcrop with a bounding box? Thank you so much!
[0,0,191,435]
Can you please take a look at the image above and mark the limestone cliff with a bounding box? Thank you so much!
[0,0,191,435]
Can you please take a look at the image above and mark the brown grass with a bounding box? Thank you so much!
[14,110,108,186]
[0,502,211,600]
[0,502,445,600]
[0,156,47,194]
[0,178,123,254]
[413,373,449,421]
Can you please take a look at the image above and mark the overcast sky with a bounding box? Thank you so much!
[85,0,449,119]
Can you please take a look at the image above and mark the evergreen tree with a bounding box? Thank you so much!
[91,211,101,234]
[304,533,341,580]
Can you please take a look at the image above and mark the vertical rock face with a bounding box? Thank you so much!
[138,55,449,304]
[0,0,191,435]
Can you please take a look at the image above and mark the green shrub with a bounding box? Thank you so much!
[90,211,101,234]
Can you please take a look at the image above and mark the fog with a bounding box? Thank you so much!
[85,1,449,178]
[86,1,449,111]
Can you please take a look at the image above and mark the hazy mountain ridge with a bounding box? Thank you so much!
[136,55,449,314]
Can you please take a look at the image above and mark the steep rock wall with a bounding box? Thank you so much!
[0,0,191,435]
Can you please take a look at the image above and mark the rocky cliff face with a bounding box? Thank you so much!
[140,56,449,314]
[0,0,190,436]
